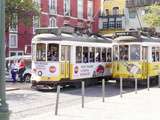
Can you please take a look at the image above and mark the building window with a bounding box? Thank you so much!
[64,0,70,16]
[103,22,108,29]
[88,0,93,19]
[77,0,83,18]
[116,20,122,29]
[9,14,18,32]
[113,7,119,15]
[9,51,23,57]
[129,9,136,18]
[105,9,109,16]
[49,0,56,14]
[108,20,115,29]
[9,34,18,48]
[49,17,56,27]
[49,0,56,10]
[33,16,40,34]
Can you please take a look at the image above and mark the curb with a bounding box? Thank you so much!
[6,87,20,91]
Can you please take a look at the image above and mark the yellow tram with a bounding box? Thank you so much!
[31,27,112,88]
[112,31,160,84]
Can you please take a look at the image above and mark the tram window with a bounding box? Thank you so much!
[83,47,89,63]
[130,45,140,60]
[36,43,46,61]
[119,45,128,61]
[96,48,101,62]
[89,47,95,63]
[47,44,59,61]
[107,48,112,62]
[102,48,106,62]
[142,46,148,60]
[155,47,160,62]
[113,45,118,60]
[76,46,82,63]
[152,47,156,62]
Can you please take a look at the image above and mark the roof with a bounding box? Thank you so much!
[32,33,112,43]
[114,35,160,43]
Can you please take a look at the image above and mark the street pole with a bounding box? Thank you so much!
[0,0,10,119]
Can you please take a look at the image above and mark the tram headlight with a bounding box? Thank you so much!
[38,71,43,76]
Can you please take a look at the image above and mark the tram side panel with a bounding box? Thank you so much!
[32,61,61,82]
[70,46,112,80]
[112,61,144,79]
[70,63,112,80]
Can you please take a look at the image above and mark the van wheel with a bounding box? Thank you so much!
[24,74,31,82]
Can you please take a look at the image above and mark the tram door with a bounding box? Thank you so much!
[61,45,70,79]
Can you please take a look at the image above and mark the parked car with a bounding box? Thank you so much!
[5,55,32,82]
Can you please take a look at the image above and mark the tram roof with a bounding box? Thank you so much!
[32,33,112,43]
[114,35,160,43]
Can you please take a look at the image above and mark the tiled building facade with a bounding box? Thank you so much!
[6,0,100,57]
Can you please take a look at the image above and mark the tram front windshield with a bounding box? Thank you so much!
[114,45,141,61]
[35,43,59,62]
[130,45,140,60]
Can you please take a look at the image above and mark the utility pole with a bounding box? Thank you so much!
[0,0,10,119]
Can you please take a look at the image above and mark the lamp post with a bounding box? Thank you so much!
[0,0,10,119]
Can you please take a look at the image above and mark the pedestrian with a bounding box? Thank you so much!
[10,61,17,83]
[18,58,26,82]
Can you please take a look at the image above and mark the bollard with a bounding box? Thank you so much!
[82,81,85,108]
[55,85,60,115]
[102,79,105,102]
[120,77,123,98]
[135,78,137,94]
[147,76,150,91]
[158,75,160,88]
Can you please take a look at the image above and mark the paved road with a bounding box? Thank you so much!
[6,81,151,120]
[5,82,122,120]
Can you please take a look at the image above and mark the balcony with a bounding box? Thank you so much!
[126,0,160,8]
[49,8,56,15]
[100,12,124,18]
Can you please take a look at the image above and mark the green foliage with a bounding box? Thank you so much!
[143,4,160,27]
[5,0,40,31]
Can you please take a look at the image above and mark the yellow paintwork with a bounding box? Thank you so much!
[148,62,160,77]
[99,29,125,35]
[112,61,160,80]
[103,0,125,15]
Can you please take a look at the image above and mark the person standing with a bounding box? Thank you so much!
[10,61,17,83]
[18,59,26,82]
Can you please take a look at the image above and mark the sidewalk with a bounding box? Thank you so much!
[6,82,31,91]
[19,87,160,120]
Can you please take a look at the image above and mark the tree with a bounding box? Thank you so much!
[143,4,160,28]
[5,0,40,31]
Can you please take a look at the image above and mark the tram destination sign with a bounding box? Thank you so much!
[36,28,60,35]
[36,27,75,35]
[115,31,140,38]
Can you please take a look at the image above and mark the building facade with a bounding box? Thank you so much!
[125,0,160,31]
[99,0,126,35]
[6,0,100,57]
